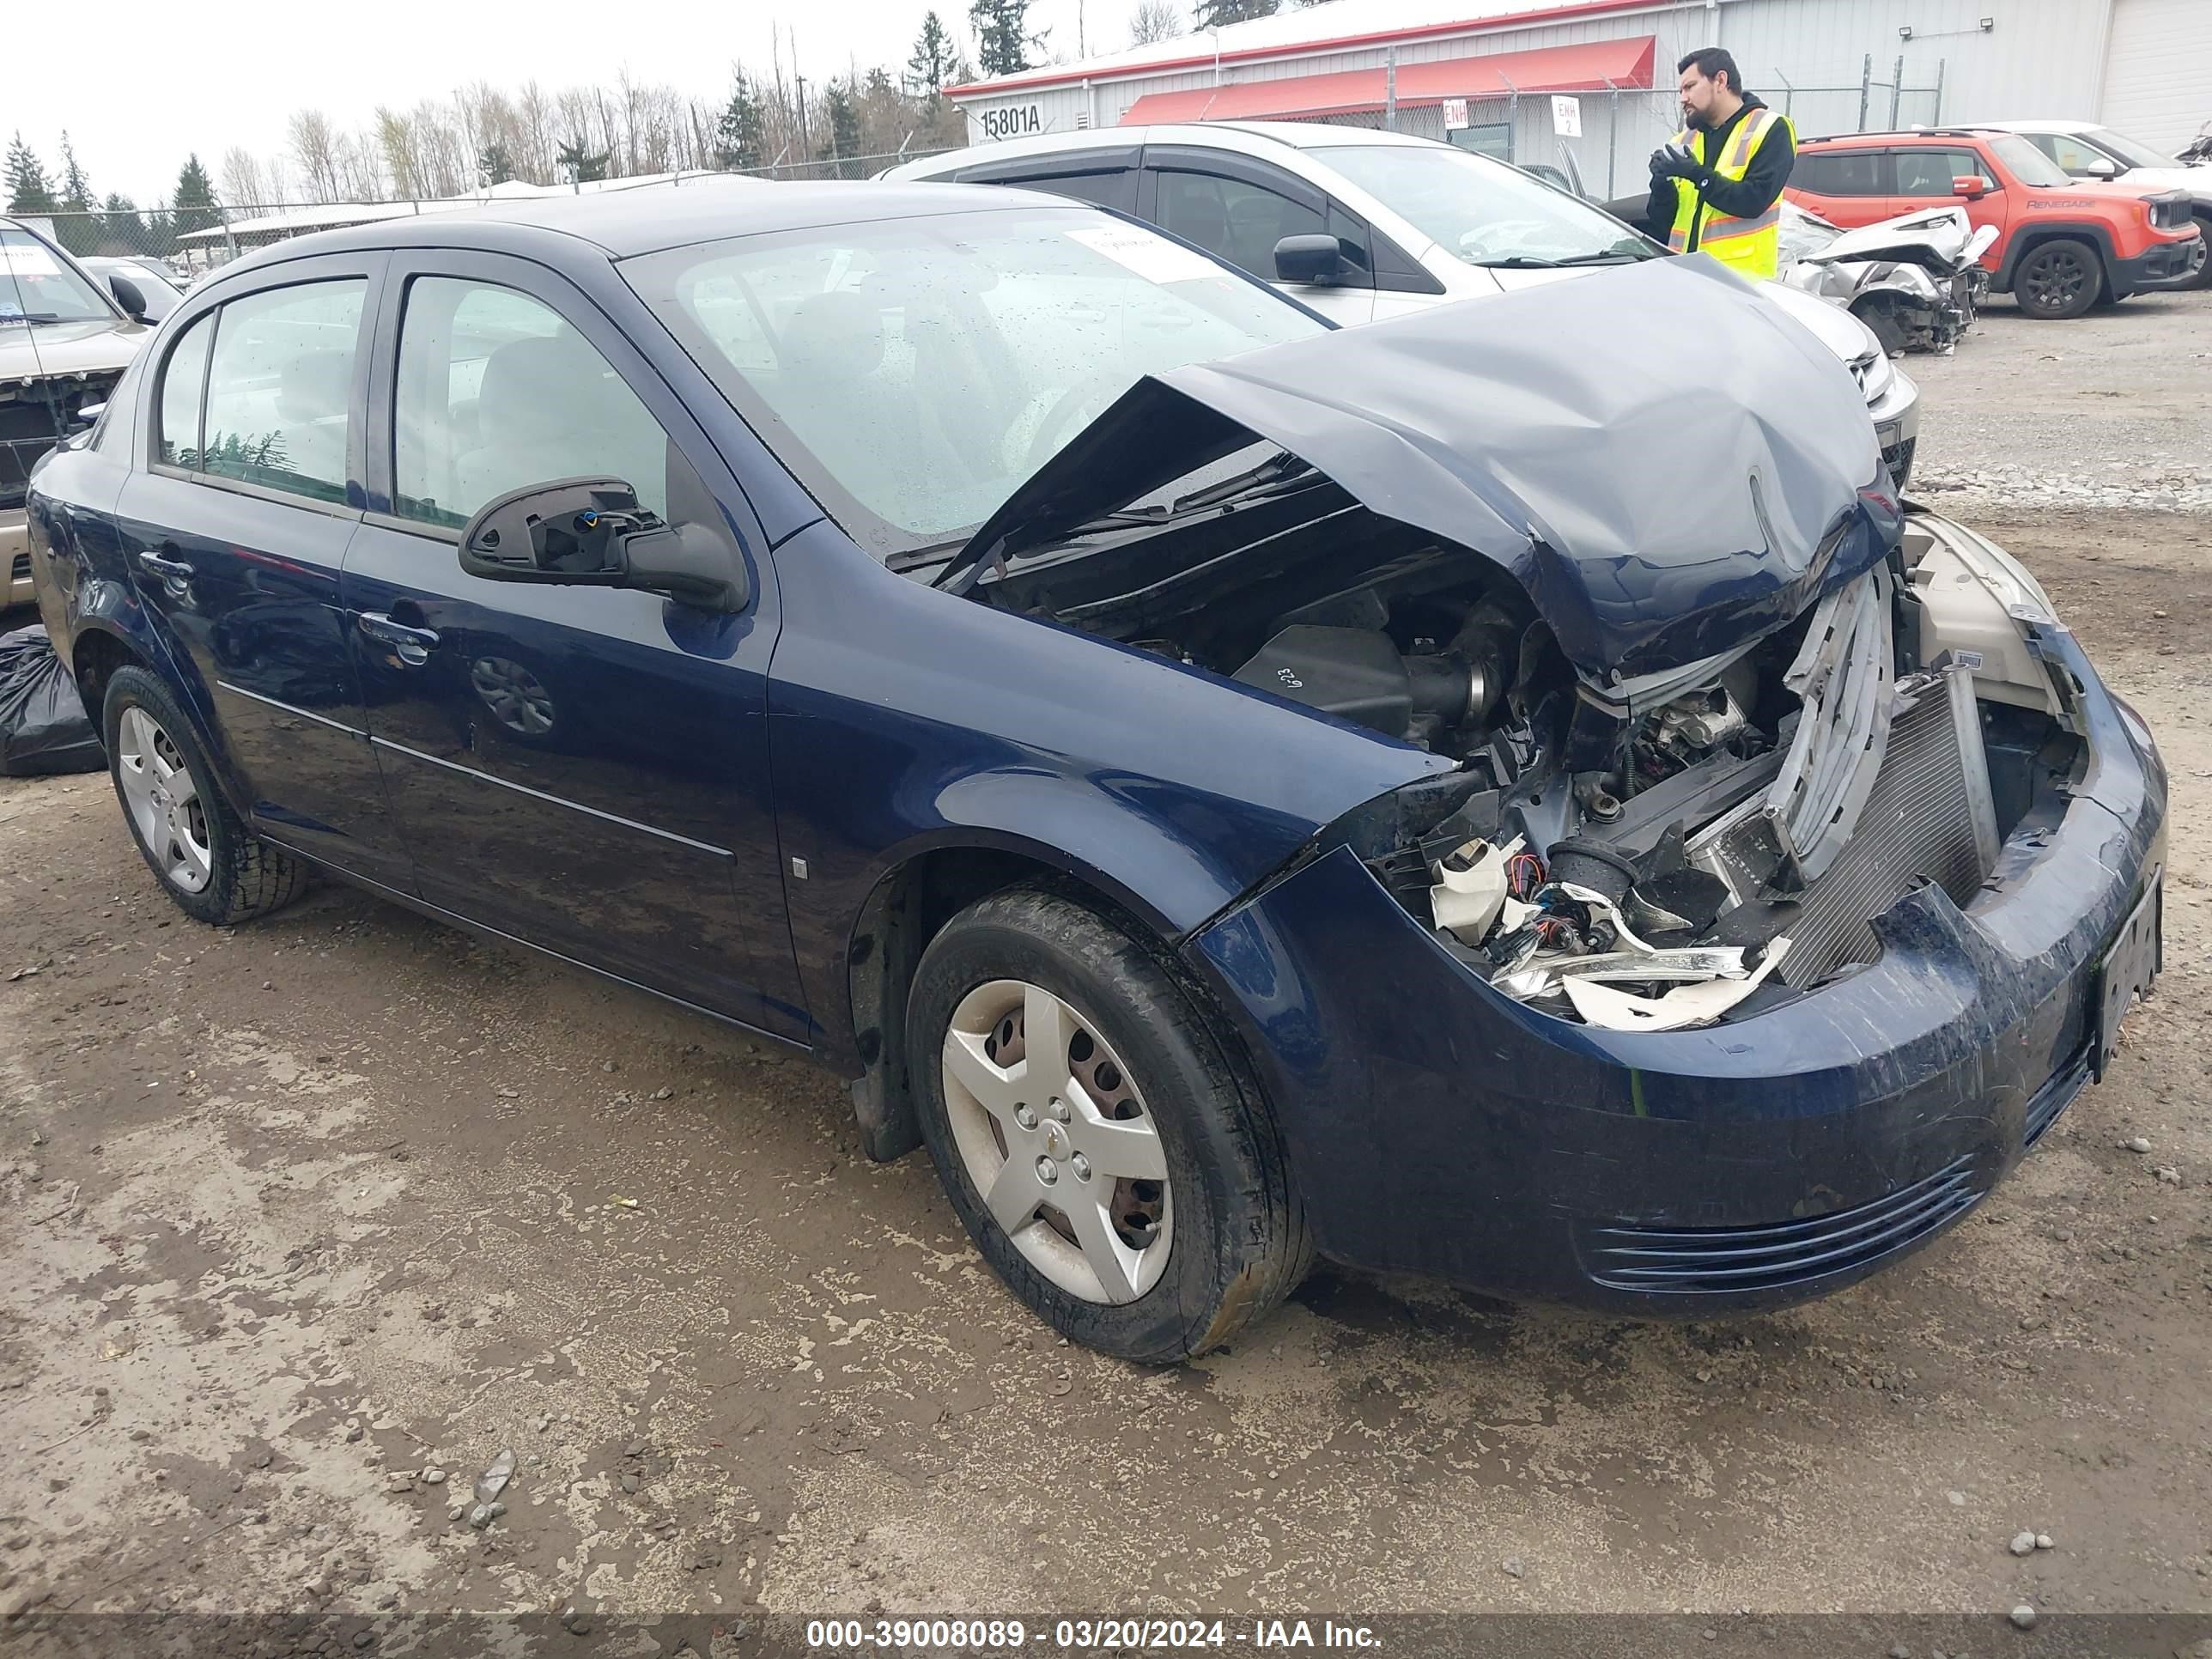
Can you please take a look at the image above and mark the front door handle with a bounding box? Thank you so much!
[357,611,441,665]
[137,550,194,582]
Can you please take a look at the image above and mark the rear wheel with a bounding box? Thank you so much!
[2013,238,2102,319]
[103,666,308,926]
[2188,217,2212,290]
[908,886,1310,1363]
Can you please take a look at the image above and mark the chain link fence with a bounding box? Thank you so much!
[1771,54,1946,141]
[22,147,960,278]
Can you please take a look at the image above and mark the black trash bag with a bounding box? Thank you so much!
[0,623,105,777]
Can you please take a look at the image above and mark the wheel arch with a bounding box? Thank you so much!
[1996,220,2119,295]
[70,622,144,726]
[842,835,1211,1164]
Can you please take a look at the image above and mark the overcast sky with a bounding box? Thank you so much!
[15,0,1106,204]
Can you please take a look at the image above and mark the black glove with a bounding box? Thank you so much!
[1649,141,1706,183]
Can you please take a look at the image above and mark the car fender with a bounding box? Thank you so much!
[763,519,1453,1071]
[1994,218,2119,291]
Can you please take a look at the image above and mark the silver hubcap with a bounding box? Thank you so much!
[469,656,556,736]
[115,706,213,893]
[942,979,1172,1304]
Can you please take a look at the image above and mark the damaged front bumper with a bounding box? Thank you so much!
[1182,595,2165,1311]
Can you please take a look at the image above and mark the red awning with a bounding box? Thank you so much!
[1119,34,1655,125]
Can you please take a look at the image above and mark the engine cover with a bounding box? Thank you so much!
[1234,626,1412,737]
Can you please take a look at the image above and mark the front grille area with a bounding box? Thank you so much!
[1882,434,1917,495]
[2023,1049,2091,1148]
[1776,665,1998,988]
[1582,1154,1979,1294]
[1,374,117,510]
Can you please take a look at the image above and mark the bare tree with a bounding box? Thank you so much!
[1127,0,1184,45]
[221,146,289,210]
[289,109,341,203]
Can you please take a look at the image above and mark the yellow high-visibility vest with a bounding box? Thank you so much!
[1666,106,1794,281]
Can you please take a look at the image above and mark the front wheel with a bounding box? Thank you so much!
[2013,238,2103,319]
[104,665,309,926]
[908,886,1310,1363]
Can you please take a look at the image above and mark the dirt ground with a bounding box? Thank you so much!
[4,294,2212,1656]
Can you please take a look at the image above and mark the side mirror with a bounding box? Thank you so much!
[2082,155,2120,179]
[71,401,106,428]
[457,477,750,613]
[1951,175,1986,200]
[1273,233,1347,284]
[107,273,148,320]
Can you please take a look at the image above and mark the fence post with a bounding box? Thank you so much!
[1385,46,1398,131]
[1890,55,1905,126]
[1773,67,1796,121]
[1932,58,1946,125]
[1605,78,1620,200]
[1857,53,1871,132]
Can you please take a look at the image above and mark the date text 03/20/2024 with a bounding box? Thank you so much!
[805,1618,1381,1649]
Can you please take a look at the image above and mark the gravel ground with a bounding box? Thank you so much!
[3,300,2211,1657]
[1910,285,2212,514]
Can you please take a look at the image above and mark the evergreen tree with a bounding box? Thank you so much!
[1193,0,1275,24]
[969,0,1044,77]
[170,154,222,236]
[54,132,98,254]
[820,81,864,178]
[477,142,517,185]
[99,193,144,254]
[556,140,611,184]
[907,11,964,97]
[714,70,768,172]
[4,132,56,216]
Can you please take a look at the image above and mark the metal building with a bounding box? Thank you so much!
[945,0,2210,203]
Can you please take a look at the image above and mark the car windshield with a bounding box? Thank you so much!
[2084,126,2173,170]
[1309,142,1659,267]
[0,227,115,325]
[625,204,1325,558]
[1985,133,2071,188]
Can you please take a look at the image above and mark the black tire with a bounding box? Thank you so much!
[2012,238,2102,319]
[908,885,1311,1364]
[102,665,309,927]
[2188,218,2212,290]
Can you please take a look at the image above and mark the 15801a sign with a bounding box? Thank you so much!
[980,104,1045,140]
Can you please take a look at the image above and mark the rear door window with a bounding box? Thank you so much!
[200,279,366,503]
[1790,150,1891,197]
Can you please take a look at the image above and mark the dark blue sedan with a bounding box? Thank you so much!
[24,183,2162,1362]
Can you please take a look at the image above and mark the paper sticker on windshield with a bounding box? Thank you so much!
[1,245,62,277]
[1066,224,1224,286]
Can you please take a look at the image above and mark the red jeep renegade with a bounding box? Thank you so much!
[1788,127,2205,319]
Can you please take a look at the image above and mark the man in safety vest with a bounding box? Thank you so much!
[1645,47,1797,282]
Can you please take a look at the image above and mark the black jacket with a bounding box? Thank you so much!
[1646,95,1796,250]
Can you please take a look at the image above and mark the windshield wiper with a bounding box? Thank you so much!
[1474,256,1562,269]
[0,311,65,325]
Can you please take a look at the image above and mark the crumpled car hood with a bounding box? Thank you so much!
[960,257,1894,680]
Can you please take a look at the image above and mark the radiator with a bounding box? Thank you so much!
[1772,665,1999,989]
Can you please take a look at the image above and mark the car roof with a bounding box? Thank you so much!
[1981,119,2103,134]
[214,179,1069,277]
[894,120,1443,174]
[1800,128,2006,147]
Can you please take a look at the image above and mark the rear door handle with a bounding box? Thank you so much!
[357,611,441,665]
[137,550,194,581]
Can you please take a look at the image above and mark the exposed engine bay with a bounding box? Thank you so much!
[984,495,2078,1031]
[947,259,2082,1030]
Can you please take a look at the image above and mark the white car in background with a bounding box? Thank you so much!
[1985,118,2212,288]
[890,121,1923,489]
